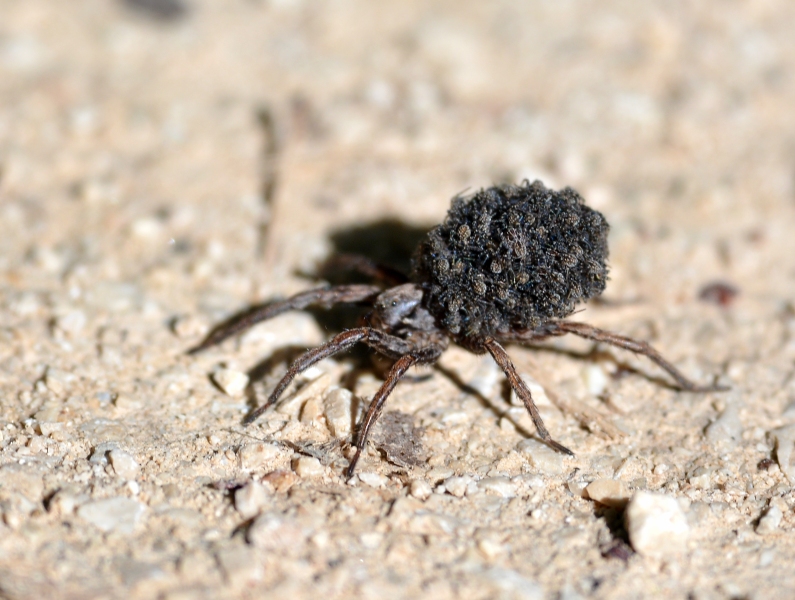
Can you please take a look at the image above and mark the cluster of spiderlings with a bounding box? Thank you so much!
[413,180,609,343]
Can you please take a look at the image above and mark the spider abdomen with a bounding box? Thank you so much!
[413,180,610,343]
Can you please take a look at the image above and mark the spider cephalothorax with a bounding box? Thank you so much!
[191,180,726,477]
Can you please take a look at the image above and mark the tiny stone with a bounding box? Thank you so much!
[234,482,269,519]
[625,492,689,557]
[292,456,324,478]
[211,368,249,397]
[54,310,87,336]
[323,387,353,438]
[705,400,742,445]
[300,395,323,424]
[77,497,146,534]
[358,472,389,488]
[585,479,631,508]
[410,479,433,500]
[247,512,307,550]
[772,424,795,483]
[516,439,569,475]
[171,314,208,339]
[756,505,783,535]
[108,449,140,480]
[584,364,609,396]
[443,475,472,498]
[478,476,517,498]
[258,470,296,494]
[44,368,76,396]
[238,442,281,471]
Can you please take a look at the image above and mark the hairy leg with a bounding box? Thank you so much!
[484,338,574,456]
[346,354,418,478]
[244,327,415,425]
[189,284,381,354]
[554,321,727,392]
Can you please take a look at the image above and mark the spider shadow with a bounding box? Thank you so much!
[317,218,432,285]
[522,342,686,392]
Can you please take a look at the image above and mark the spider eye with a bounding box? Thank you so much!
[391,301,397,307]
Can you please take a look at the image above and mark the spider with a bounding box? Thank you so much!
[191,180,726,478]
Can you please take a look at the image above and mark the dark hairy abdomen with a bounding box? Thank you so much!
[412,180,609,344]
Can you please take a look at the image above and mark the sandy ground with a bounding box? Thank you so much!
[2,1,795,598]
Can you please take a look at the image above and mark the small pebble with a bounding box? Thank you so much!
[772,424,795,483]
[234,482,269,519]
[77,497,146,534]
[756,505,783,535]
[584,364,609,396]
[625,492,689,557]
[261,470,298,493]
[478,476,517,498]
[108,449,140,480]
[323,387,354,438]
[54,310,87,336]
[516,439,569,475]
[442,475,472,498]
[358,472,389,488]
[585,479,631,508]
[410,479,433,500]
[212,368,249,398]
[292,456,324,478]
[705,400,742,445]
[247,512,307,550]
[44,368,76,396]
[238,442,281,471]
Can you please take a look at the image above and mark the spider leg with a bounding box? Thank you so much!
[484,338,574,456]
[320,253,409,286]
[188,284,381,354]
[554,320,728,392]
[346,354,418,478]
[244,327,414,425]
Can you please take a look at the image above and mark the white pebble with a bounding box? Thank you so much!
[44,368,76,396]
[358,471,389,488]
[773,424,795,483]
[238,442,281,471]
[292,456,324,478]
[234,482,269,519]
[212,368,249,397]
[323,387,353,438]
[478,476,517,498]
[409,479,433,500]
[108,449,140,480]
[625,492,689,557]
[247,513,307,550]
[584,364,609,396]
[54,310,87,336]
[705,400,742,445]
[756,505,783,535]
[77,497,146,534]
[442,476,472,498]
[516,439,569,475]
[585,479,631,508]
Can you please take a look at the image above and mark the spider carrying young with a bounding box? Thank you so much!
[190,180,727,478]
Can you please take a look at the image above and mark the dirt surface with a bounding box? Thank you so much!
[2,1,795,598]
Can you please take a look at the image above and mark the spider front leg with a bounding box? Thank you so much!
[346,354,418,478]
[554,321,728,392]
[244,327,414,425]
[188,284,381,354]
[484,338,574,456]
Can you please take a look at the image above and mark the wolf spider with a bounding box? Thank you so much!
[190,182,726,477]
